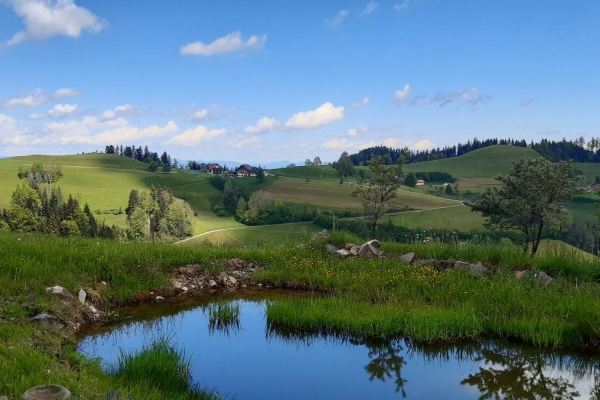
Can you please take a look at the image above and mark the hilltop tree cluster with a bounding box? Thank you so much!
[347,137,600,166]
[0,164,115,238]
[125,185,192,240]
[104,144,174,172]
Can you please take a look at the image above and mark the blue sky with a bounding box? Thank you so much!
[0,0,598,163]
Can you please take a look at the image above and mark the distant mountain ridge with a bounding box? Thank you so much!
[174,159,295,169]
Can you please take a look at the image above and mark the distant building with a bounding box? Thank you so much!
[235,164,258,177]
[206,163,223,175]
[587,183,600,192]
[416,179,426,186]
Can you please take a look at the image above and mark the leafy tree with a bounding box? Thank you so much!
[305,159,313,166]
[404,172,417,188]
[162,163,172,173]
[256,166,265,183]
[148,161,159,172]
[467,157,582,255]
[351,155,404,238]
[445,184,453,195]
[333,151,355,178]
[313,156,322,165]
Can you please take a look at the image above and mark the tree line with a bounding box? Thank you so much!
[104,144,176,172]
[347,137,600,166]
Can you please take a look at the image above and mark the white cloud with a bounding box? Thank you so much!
[284,102,344,130]
[181,32,266,56]
[225,136,261,149]
[361,1,379,16]
[52,88,79,99]
[164,125,225,146]
[4,89,46,108]
[409,88,490,107]
[394,84,411,101]
[101,104,146,120]
[394,0,409,10]
[410,139,435,150]
[190,104,236,122]
[537,128,560,136]
[4,0,106,47]
[326,10,348,27]
[244,117,278,135]
[347,124,370,137]
[517,123,530,129]
[27,113,47,120]
[520,98,536,107]
[48,103,77,117]
[322,136,433,152]
[350,95,370,109]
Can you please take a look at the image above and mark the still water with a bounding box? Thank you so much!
[78,290,600,399]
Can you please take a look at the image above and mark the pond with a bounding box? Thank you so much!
[78,289,600,399]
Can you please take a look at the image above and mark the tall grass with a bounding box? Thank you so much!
[206,301,240,335]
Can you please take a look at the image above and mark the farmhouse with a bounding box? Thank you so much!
[205,163,223,175]
[416,179,426,186]
[587,183,600,192]
[235,164,258,177]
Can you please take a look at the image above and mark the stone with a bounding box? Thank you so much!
[97,281,108,291]
[399,252,415,264]
[357,240,382,258]
[155,296,165,301]
[45,286,72,298]
[89,305,103,315]
[182,287,188,292]
[311,229,330,241]
[78,289,86,305]
[208,280,218,288]
[334,249,352,259]
[349,245,360,256]
[31,314,65,330]
[174,281,182,289]
[453,261,472,271]
[325,243,339,254]
[228,258,245,269]
[536,271,554,286]
[469,261,487,277]
[515,270,530,280]
[1,395,8,400]
[21,385,71,400]
[84,288,102,303]
[228,276,238,285]
[345,243,357,250]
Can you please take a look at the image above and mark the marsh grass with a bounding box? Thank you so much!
[206,301,241,335]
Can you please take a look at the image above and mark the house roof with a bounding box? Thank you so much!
[238,164,258,172]
[417,179,426,183]
[206,163,221,169]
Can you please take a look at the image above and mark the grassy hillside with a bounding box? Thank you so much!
[387,205,486,231]
[268,165,339,180]
[183,222,321,246]
[403,145,541,178]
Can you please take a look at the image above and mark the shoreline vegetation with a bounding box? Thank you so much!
[1,231,600,398]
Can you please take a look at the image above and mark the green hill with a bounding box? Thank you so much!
[268,165,339,180]
[403,145,541,178]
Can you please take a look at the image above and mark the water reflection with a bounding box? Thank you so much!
[79,294,600,399]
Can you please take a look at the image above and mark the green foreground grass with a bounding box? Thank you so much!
[1,231,600,398]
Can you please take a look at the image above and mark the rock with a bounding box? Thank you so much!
[345,243,357,250]
[469,261,487,277]
[349,245,360,256]
[535,271,554,285]
[182,287,188,292]
[1,395,8,400]
[190,284,197,290]
[208,280,218,288]
[358,240,382,258]
[334,249,352,259]
[78,289,86,305]
[311,229,330,241]
[97,281,108,291]
[21,385,71,400]
[325,243,339,254]
[399,252,415,264]
[88,305,104,315]
[453,261,472,271]
[155,296,165,302]
[515,270,530,280]
[174,281,182,289]
[45,286,72,298]
[228,276,238,285]
[31,314,65,330]
[228,258,245,269]
[84,288,102,303]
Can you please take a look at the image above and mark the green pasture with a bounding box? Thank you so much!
[268,165,339,180]
[387,205,485,231]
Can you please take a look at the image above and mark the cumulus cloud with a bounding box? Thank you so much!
[347,124,370,137]
[47,103,77,117]
[244,117,278,135]
[3,0,106,47]
[350,95,370,109]
[47,120,178,145]
[394,0,409,10]
[326,10,348,27]
[360,1,379,15]
[101,104,146,121]
[190,104,236,122]
[284,102,344,130]
[517,123,530,129]
[520,98,536,107]
[394,84,410,101]
[322,136,433,152]
[409,88,490,107]
[52,88,79,99]
[164,125,225,146]
[225,136,261,149]
[411,139,435,150]
[3,87,80,108]
[181,32,266,56]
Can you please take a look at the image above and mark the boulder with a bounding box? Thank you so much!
[21,385,71,400]
[453,261,472,271]
[535,271,554,286]
[348,245,360,256]
[208,280,218,288]
[31,314,65,330]
[515,270,530,280]
[78,289,86,305]
[334,249,352,259]
[469,262,488,277]
[399,252,415,264]
[345,243,357,250]
[228,276,238,285]
[45,286,72,298]
[325,243,339,254]
[155,296,165,302]
[358,240,382,258]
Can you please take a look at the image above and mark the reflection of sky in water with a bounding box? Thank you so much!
[79,299,600,400]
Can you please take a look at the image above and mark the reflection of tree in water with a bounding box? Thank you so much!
[460,346,580,400]
[351,337,407,397]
